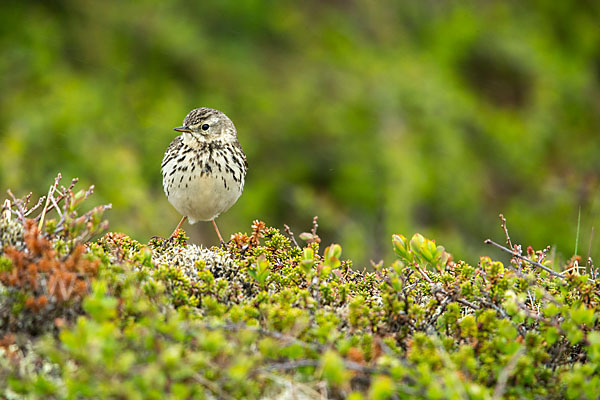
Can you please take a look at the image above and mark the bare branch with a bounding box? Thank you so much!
[416,266,433,283]
[498,214,512,249]
[538,245,551,264]
[36,173,62,228]
[192,373,235,400]
[24,195,46,217]
[484,239,565,280]
[586,227,594,276]
[254,359,319,373]
[455,297,480,311]
[283,224,300,248]
[49,190,64,221]
[311,216,319,237]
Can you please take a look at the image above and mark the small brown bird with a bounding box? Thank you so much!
[161,108,248,243]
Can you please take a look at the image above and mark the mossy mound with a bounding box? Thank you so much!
[1,177,599,399]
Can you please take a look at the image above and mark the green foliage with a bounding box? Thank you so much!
[2,180,600,398]
[248,254,270,289]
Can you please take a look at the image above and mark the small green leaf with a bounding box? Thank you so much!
[544,327,559,346]
[321,350,349,387]
[369,375,394,400]
[249,254,271,288]
[570,304,594,326]
[409,233,425,253]
[543,303,560,318]
[324,244,342,269]
[83,282,118,322]
[300,246,315,275]
[392,234,412,262]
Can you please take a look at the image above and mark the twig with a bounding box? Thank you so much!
[33,177,81,222]
[7,189,31,222]
[38,174,61,231]
[193,373,235,400]
[49,190,64,222]
[538,246,551,264]
[401,283,416,295]
[344,360,388,375]
[81,184,95,202]
[24,195,46,217]
[283,224,300,248]
[23,192,32,208]
[252,355,391,380]
[424,295,451,330]
[416,266,433,283]
[299,216,321,244]
[484,239,565,279]
[589,258,597,281]
[455,297,480,311]
[499,214,512,249]
[60,177,80,202]
[254,359,318,374]
[586,227,594,276]
[562,264,584,275]
[513,244,523,272]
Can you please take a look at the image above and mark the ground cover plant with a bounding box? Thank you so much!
[1,175,599,399]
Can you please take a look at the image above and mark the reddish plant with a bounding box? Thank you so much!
[1,220,99,312]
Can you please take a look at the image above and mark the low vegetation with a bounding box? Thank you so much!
[1,176,599,399]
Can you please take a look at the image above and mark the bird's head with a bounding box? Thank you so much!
[174,107,237,142]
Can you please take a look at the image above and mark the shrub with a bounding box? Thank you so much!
[0,177,599,399]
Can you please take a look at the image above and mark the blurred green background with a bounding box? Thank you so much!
[1,1,599,266]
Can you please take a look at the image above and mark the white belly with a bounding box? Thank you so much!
[165,171,243,223]
[162,134,247,223]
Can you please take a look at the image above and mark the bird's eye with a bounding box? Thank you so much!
[201,124,210,131]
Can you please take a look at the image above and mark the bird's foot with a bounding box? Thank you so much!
[170,228,189,246]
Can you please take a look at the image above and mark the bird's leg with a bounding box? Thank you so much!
[211,219,225,245]
[171,216,187,237]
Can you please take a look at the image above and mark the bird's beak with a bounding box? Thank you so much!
[174,126,192,133]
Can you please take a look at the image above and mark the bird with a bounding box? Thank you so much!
[161,107,247,243]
